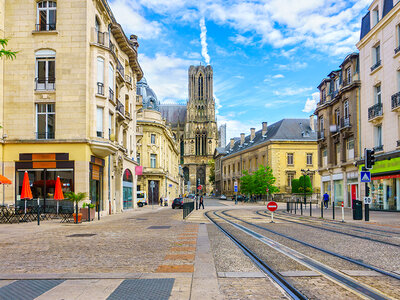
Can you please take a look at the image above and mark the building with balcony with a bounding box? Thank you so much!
[219,119,320,198]
[315,53,361,208]
[357,0,400,211]
[136,78,181,205]
[0,0,142,213]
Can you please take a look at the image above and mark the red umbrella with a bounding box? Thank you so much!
[0,174,12,185]
[54,176,64,215]
[20,171,32,214]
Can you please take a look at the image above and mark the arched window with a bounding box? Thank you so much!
[37,1,56,31]
[198,74,203,99]
[35,49,56,90]
[202,130,207,155]
[195,130,200,156]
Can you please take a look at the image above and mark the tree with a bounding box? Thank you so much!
[298,175,313,194]
[208,159,215,185]
[65,191,87,223]
[240,165,279,200]
[240,169,254,196]
[0,39,17,60]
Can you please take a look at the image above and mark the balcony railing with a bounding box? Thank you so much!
[97,82,104,95]
[116,58,124,78]
[36,131,55,140]
[109,88,114,101]
[96,131,103,138]
[374,145,383,152]
[35,23,56,31]
[125,75,132,85]
[109,41,116,56]
[343,76,351,86]
[395,46,400,55]
[35,77,55,91]
[391,92,400,110]
[370,60,381,72]
[332,90,338,98]
[368,102,383,120]
[116,99,125,116]
[317,130,325,140]
[340,117,351,129]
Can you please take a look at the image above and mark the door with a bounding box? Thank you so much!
[148,180,159,205]
[351,184,357,208]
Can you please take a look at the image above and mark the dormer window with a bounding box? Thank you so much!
[372,6,379,26]
[36,1,56,31]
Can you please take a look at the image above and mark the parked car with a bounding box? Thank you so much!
[172,198,184,209]
[232,195,249,202]
[220,194,227,200]
[187,194,196,200]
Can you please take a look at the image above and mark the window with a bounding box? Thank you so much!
[287,153,294,165]
[397,25,400,51]
[322,149,328,167]
[35,50,55,90]
[334,78,340,92]
[151,134,156,144]
[109,63,114,100]
[97,57,104,95]
[36,1,56,31]
[198,74,204,99]
[346,67,351,85]
[347,138,354,161]
[373,44,381,66]
[375,125,383,149]
[109,113,113,139]
[137,153,140,165]
[335,109,340,126]
[372,7,379,26]
[336,143,341,165]
[344,100,349,118]
[307,153,313,165]
[321,88,326,102]
[287,173,295,188]
[320,116,324,131]
[150,154,156,168]
[96,107,103,137]
[36,103,55,139]
[375,84,382,104]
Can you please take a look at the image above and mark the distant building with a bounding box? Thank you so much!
[357,0,400,211]
[218,124,226,148]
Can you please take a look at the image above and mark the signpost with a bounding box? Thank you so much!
[267,201,278,223]
[361,168,371,221]
[364,197,372,205]
[234,181,238,205]
[150,180,155,209]
[360,171,371,183]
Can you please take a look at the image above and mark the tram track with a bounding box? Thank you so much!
[208,209,398,299]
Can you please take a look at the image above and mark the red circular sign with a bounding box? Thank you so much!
[197,185,202,190]
[267,201,278,212]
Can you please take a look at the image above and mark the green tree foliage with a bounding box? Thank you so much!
[208,160,215,185]
[291,179,300,194]
[240,165,279,198]
[0,39,17,60]
[294,175,312,194]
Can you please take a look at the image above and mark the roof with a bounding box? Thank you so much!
[159,104,187,126]
[223,119,317,158]
[137,78,160,111]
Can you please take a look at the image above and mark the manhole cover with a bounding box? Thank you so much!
[147,226,171,229]
[66,233,97,237]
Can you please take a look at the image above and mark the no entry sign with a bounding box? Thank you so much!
[197,185,202,190]
[267,201,278,212]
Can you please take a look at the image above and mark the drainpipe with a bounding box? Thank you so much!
[108,155,111,214]
[358,86,362,161]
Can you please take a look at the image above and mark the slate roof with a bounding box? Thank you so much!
[223,119,317,158]
[159,104,187,127]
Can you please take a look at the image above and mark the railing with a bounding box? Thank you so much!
[370,60,381,72]
[340,117,351,128]
[109,88,114,101]
[96,31,106,46]
[35,77,55,91]
[96,131,103,138]
[343,76,351,86]
[374,145,383,152]
[391,92,400,110]
[109,41,116,56]
[35,23,56,31]
[395,46,400,55]
[125,75,132,84]
[317,130,325,140]
[36,131,55,140]
[183,201,194,219]
[332,90,338,98]
[116,99,125,116]
[368,102,383,120]
[97,82,104,95]
[116,58,124,77]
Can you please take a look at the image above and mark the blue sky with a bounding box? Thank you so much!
[109,0,371,141]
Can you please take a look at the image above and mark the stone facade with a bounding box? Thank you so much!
[315,53,361,207]
[0,0,142,213]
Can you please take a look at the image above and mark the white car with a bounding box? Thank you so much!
[220,194,227,200]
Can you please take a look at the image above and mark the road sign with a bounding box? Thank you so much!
[360,171,371,183]
[197,185,202,190]
[267,201,278,212]
[364,197,372,205]
[234,186,238,192]
[266,187,269,193]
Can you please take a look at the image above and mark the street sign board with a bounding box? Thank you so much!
[364,197,372,205]
[197,185,202,190]
[267,201,278,212]
[360,171,371,183]
[234,186,238,192]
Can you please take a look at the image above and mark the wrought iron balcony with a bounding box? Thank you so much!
[340,117,351,129]
[35,23,56,31]
[116,58,124,78]
[391,92,400,110]
[368,102,383,121]
[370,60,381,72]
[374,145,383,152]
[395,46,400,55]
[36,131,55,140]
[317,130,325,140]
[109,88,114,101]
[35,77,55,91]
[96,131,103,138]
[97,82,104,95]
[116,99,125,116]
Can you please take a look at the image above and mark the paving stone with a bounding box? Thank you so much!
[164,254,195,261]
[155,265,194,273]
[169,247,196,252]
[217,272,265,278]
[340,270,383,276]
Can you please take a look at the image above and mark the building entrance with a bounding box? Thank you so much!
[148,180,159,205]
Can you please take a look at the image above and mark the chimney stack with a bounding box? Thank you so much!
[130,34,139,50]
[310,115,315,131]
[250,128,255,141]
[240,133,245,145]
[262,122,268,136]
[230,138,235,149]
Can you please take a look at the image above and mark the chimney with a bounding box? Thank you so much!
[262,122,268,136]
[230,138,235,149]
[310,115,315,131]
[240,133,245,145]
[250,128,255,141]
[130,34,139,49]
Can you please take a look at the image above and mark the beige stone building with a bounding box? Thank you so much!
[220,119,320,198]
[357,0,400,211]
[0,0,143,213]
[136,78,181,205]
[315,53,361,207]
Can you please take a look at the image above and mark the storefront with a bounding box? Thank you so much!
[89,156,104,213]
[123,169,133,209]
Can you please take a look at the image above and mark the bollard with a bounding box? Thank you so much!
[332,202,335,220]
[294,201,297,214]
[341,201,344,223]
[287,202,289,212]
[310,200,312,216]
[321,201,323,218]
[300,202,303,215]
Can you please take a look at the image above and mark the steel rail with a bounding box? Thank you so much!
[221,210,400,281]
[258,210,400,247]
[205,211,307,300]
[217,210,394,300]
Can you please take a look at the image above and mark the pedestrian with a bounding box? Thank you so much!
[160,196,163,206]
[199,195,204,209]
[323,192,329,209]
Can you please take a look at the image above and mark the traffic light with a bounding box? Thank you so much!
[366,185,370,196]
[365,149,375,169]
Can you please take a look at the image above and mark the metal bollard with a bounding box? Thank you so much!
[300,202,303,215]
[310,200,312,216]
[321,201,323,218]
[294,201,297,214]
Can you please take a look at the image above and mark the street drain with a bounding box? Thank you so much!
[147,226,171,229]
[66,233,97,237]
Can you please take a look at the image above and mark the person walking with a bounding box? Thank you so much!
[199,195,204,209]
[323,192,329,209]
[160,196,163,206]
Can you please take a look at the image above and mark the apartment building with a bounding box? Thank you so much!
[357,0,400,211]
[315,53,361,207]
[0,0,143,213]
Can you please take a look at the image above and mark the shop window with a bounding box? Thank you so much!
[35,50,55,90]
[36,103,55,139]
[36,1,56,31]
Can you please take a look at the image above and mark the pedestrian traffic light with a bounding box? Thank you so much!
[366,185,370,196]
[365,149,375,169]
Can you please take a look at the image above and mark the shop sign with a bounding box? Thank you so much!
[371,174,400,181]
[92,165,100,180]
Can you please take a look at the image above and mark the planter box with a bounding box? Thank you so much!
[80,208,95,221]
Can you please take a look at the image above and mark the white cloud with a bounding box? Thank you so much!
[275,62,308,71]
[234,75,244,79]
[274,87,312,96]
[272,74,285,79]
[229,34,254,45]
[302,92,320,113]
[199,17,210,65]
[264,100,293,108]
